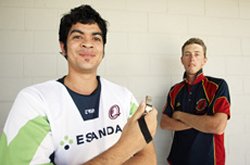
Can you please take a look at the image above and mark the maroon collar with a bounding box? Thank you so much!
[183,69,205,85]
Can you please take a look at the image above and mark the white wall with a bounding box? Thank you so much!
[0,0,250,164]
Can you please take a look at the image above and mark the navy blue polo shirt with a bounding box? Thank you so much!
[163,70,230,165]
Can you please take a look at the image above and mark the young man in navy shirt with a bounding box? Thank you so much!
[160,38,230,165]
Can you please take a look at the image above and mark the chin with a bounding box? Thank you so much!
[187,71,198,75]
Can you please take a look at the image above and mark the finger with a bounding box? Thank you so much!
[131,101,146,120]
[144,107,158,136]
[149,107,158,116]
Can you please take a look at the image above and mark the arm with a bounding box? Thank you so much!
[160,113,192,131]
[84,140,156,165]
[173,111,228,134]
[160,85,192,132]
[0,89,55,165]
[123,142,157,165]
[84,102,158,165]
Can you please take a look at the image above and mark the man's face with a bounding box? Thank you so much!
[60,22,104,74]
[181,43,207,76]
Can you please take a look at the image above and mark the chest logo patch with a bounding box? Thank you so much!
[195,98,207,114]
[109,104,121,120]
[60,135,74,150]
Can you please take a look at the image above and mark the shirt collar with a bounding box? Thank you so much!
[183,69,205,85]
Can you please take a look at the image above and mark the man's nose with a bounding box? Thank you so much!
[81,38,93,48]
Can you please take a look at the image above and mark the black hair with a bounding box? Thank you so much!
[59,5,107,54]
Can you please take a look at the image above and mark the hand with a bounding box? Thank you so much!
[117,102,158,157]
[172,111,182,120]
[175,104,182,111]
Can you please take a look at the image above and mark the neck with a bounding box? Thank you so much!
[64,73,98,95]
[186,74,196,84]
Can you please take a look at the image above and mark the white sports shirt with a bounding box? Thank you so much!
[0,77,138,165]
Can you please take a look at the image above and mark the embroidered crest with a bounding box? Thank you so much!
[195,99,207,114]
[109,105,121,120]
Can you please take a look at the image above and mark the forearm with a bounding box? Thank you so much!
[123,142,157,165]
[173,112,228,134]
[84,137,156,165]
[84,141,133,165]
[160,114,191,131]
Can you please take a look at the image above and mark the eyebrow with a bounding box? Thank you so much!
[184,50,202,53]
[69,29,102,36]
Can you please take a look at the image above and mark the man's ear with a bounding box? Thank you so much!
[59,42,66,56]
[202,57,207,66]
[181,56,184,65]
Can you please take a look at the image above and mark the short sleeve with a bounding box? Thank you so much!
[212,80,231,118]
[0,88,55,165]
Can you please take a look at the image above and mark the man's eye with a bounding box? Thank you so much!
[73,35,82,39]
[93,36,102,42]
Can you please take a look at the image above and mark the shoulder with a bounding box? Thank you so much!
[169,81,185,94]
[205,76,229,87]
[203,76,230,100]
[100,77,137,107]
[206,76,226,83]
[18,80,64,99]
[100,77,133,95]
